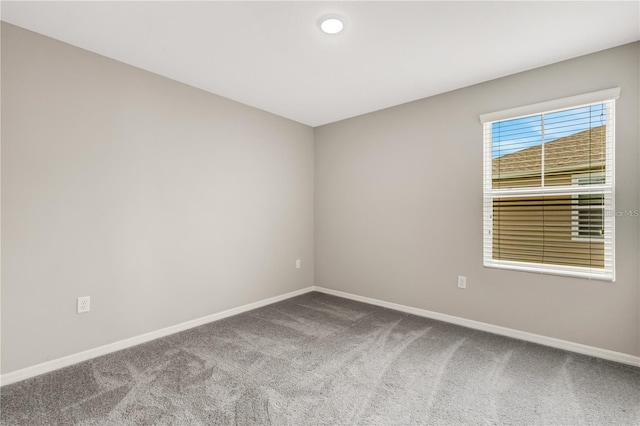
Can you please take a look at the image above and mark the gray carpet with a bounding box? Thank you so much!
[1,291,639,425]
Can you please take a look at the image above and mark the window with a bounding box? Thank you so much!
[481,88,618,280]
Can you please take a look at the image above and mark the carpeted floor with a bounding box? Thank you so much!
[1,291,639,425]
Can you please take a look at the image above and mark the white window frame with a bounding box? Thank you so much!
[481,88,619,281]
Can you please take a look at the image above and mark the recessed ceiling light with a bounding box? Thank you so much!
[319,16,345,34]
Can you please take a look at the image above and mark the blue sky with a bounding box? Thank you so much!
[492,103,606,158]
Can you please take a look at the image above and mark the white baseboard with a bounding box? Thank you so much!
[3,284,637,387]
[0,286,315,387]
[313,286,640,368]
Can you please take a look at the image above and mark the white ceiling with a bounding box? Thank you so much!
[2,1,639,127]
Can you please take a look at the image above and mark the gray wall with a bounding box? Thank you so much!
[315,42,640,356]
[1,23,314,373]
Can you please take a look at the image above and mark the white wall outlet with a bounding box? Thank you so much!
[296,259,301,269]
[457,276,467,289]
[77,296,90,313]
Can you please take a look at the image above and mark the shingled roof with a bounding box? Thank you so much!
[493,125,606,177]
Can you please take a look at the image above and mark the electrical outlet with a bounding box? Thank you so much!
[296,259,301,269]
[77,296,90,313]
[457,276,467,289]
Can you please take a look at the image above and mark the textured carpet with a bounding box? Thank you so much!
[1,291,639,425]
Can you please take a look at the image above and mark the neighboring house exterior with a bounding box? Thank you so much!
[491,125,606,268]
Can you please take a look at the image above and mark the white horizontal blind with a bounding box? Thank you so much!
[482,92,616,280]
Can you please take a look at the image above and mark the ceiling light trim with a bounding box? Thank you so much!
[319,14,346,35]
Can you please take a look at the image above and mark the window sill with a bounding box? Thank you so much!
[484,259,614,281]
